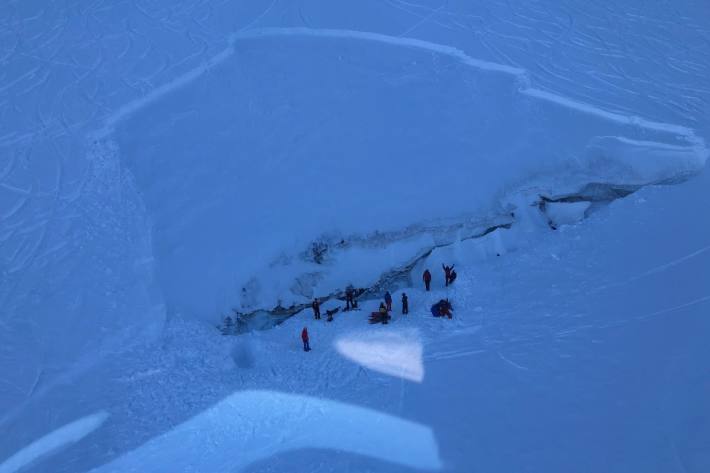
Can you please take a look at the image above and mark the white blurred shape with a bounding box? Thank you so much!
[89,390,441,472]
[0,411,109,473]
[335,329,424,383]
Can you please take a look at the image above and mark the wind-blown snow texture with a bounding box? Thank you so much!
[1,1,709,472]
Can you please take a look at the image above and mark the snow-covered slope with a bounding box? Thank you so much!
[3,160,709,473]
[113,28,706,321]
[1,1,709,471]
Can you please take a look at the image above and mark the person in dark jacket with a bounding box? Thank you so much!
[401,293,409,314]
[345,286,356,311]
[449,269,457,285]
[301,327,311,351]
[423,269,432,291]
[326,307,339,322]
[442,264,455,286]
[312,299,321,320]
[384,291,393,312]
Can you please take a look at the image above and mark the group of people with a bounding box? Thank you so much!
[369,290,409,325]
[302,263,458,350]
[422,263,456,291]
[384,290,408,314]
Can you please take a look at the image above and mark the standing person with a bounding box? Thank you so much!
[384,291,393,312]
[345,286,355,311]
[312,298,321,320]
[449,269,457,285]
[423,269,432,291]
[442,264,455,286]
[301,327,311,351]
[401,293,409,314]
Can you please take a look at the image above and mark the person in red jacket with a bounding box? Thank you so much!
[301,327,311,352]
[423,269,432,291]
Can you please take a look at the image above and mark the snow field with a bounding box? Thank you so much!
[1,1,709,471]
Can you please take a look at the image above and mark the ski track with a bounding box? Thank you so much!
[593,243,710,293]
[496,351,530,371]
[398,1,448,37]
[425,347,486,361]
[633,294,710,322]
[631,244,710,280]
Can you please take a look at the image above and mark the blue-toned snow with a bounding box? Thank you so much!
[1,1,709,472]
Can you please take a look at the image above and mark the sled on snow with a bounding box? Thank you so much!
[368,312,391,324]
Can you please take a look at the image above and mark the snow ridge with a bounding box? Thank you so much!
[92,26,707,154]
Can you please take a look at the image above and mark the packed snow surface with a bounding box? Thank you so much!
[1,0,709,472]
